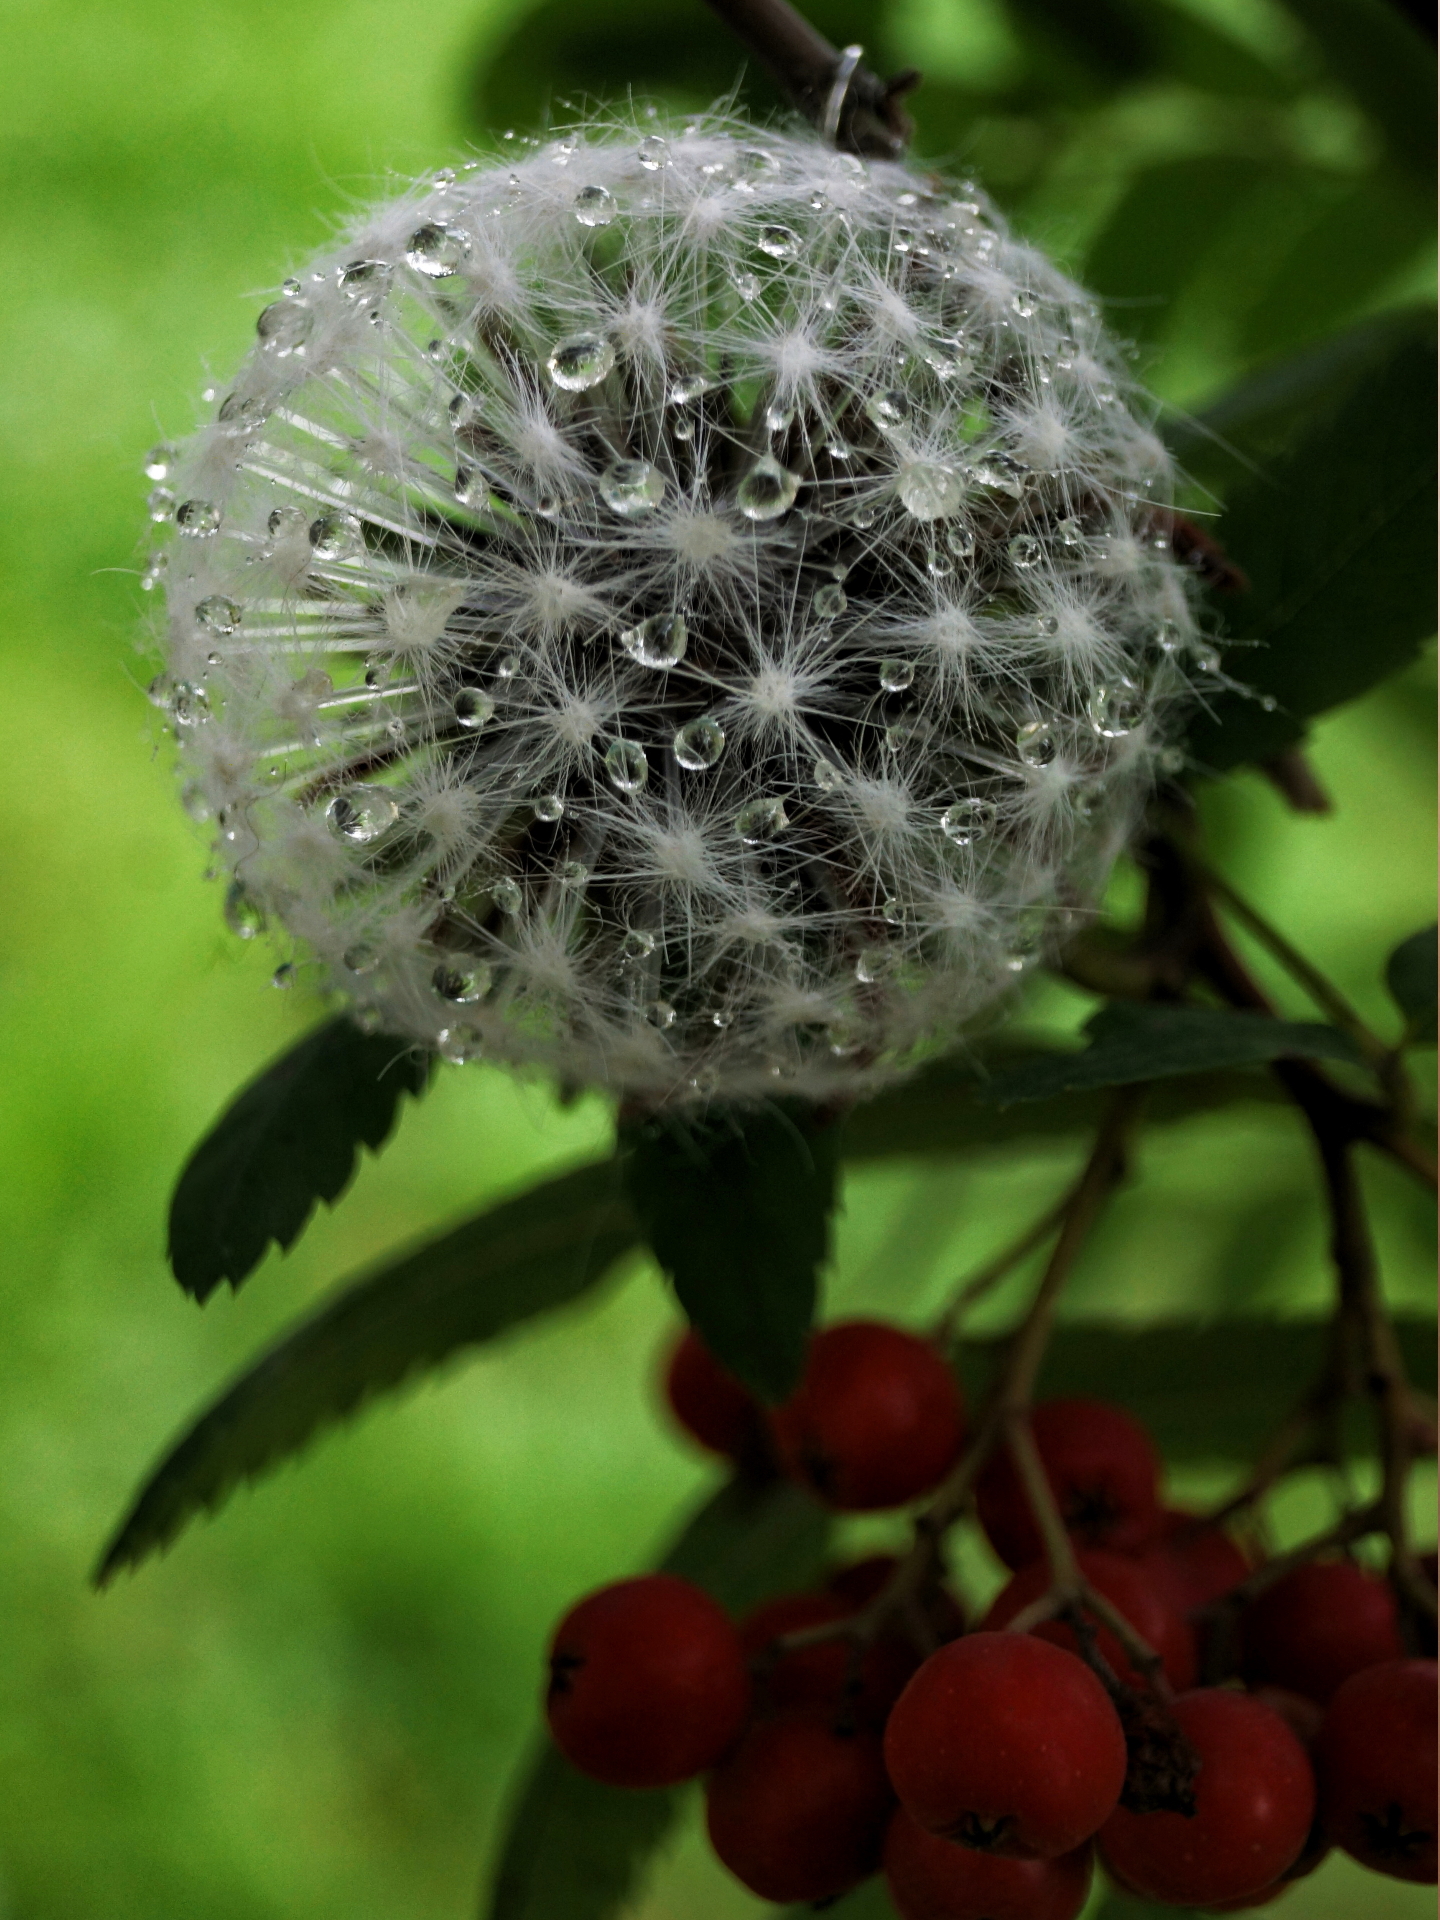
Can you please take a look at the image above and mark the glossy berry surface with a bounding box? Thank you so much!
[705,1708,893,1902]
[884,1809,1092,1920]
[546,1574,750,1787]
[740,1589,918,1727]
[1132,1507,1251,1615]
[664,1329,766,1464]
[975,1398,1161,1570]
[770,1320,965,1511]
[980,1546,1195,1691]
[1317,1658,1437,1883]
[1241,1559,1403,1704]
[1098,1689,1315,1906]
[883,1632,1127,1858]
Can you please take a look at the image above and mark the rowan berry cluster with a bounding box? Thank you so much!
[542,1319,1438,1914]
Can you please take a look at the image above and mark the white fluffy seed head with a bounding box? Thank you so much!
[142,113,1207,1104]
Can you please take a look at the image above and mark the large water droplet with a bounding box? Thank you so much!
[573,184,617,227]
[338,257,390,297]
[730,269,761,301]
[176,499,219,536]
[620,612,688,668]
[879,659,914,693]
[668,372,714,406]
[224,881,265,939]
[647,999,676,1030]
[547,332,615,391]
[1088,679,1143,738]
[195,595,241,635]
[344,942,381,974]
[812,582,847,620]
[940,797,996,845]
[405,223,471,277]
[144,444,177,481]
[855,948,888,985]
[1016,718,1057,768]
[147,486,176,522]
[1057,517,1084,548]
[559,859,590,885]
[1008,533,1042,570]
[621,928,656,961]
[674,715,725,770]
[636,134,669,170]
[326,785,400,843]
[600,458,665,516]
[1192,642,1222,674]
[865,390,912,434]
[881,896,906,926]
[256,298,312,356]
[736,456,799,521]
[309,511,363,561]
[272,962,297,990]
[735,798,787,844]
[756,224,798,258]
[433,960,491,1003]
[454,688,495,731]
[898,460,961,521]
[605,739,649,792]
[490,876,522,913]
[217,391,269,435]
[532,794,565,823]
[944,524,977,562]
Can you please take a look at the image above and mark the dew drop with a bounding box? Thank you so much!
[636,134,669,170]
[256,298,312,356]
[490,876,522,913]
[559,859,590,884]
[147,486,176,522]
[730,269,761,301]
[812,582,847,620]
[532,794,565,823]
[144,444,177,481]
[547,332,615,391]
[433,961,491,1003]
[267,505,307,539]
[756,224,798,258]
[224,881,265,939]
[1016,718,1057,768]
[573,184,616,227]
[940,796,996,845]
[1008,533,1042,570]
[881,896,906,925]
[326,785,400,843]
[674,715,725,770]
[309,511,363,561]
[849,504,877,530]
[898,460,961,521]
[764,400,796,433]
[605,739,650,792]
[1011,288,1038,318]
[735,798,788,844]
[176,499,220,536]
[813,757,843,791]
[736,455,799,521]
[865,390,913,434]
[621,928,656,961]
[1193,642,1222,674]
[668,372,714,406]
[855,949,888,984]
[195,595,241,635]
[272,963,296,989]
[879,659,914,693]
[672,418,694,443]
[647,1000,676,1030]
[405,223,471,277]
[344,942,381,974]
[217,391,269,435]
[171,682,211,726]
[454,687,495,731]
[1088,679,1143,738]
[600,458,665,516]
[739,145,780,176]
[1057,517,1084,548]
[338,257,389,298]
[620,611,687,668]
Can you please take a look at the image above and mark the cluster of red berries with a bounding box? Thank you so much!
[543,1320,1438,1914]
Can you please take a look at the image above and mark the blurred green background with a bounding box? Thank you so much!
[0,0,1433,1912]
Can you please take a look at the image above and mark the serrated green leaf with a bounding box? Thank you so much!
[982,1003,1359,1105]
[1186,332,1438,771]
[959,1317,1436,1462]
[484,1475,829,1920]
[1386,924,1438,1045]
[622,1107,841,1404]
[96,1162,636,1585]
[168,1018,431,1302]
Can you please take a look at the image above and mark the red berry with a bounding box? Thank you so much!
[979,1547,1196,1691]
[884,1809,1092,1920]
[1098,1690,1315,1906]
[975,1399,1161,1570]
[770,1320,965,1511]
[740,1589,918,1726]
[1133,1508,1252,1615]
[883,1632,1127,1858]
[1241,1559,1403,1704]
[545,1574,750,1787]
[705,1707,893,1902]
[1317,1657,1437,1883]
[664,1329,766,1463]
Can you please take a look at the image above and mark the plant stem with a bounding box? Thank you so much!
[930,1183,1079,1346]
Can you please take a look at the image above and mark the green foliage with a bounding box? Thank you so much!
[168,1017,431,1301]
[1386,925,1438,1044]
[983,1003,1359,1104]
[97,1161,635,1584]
[621,1107,842,1403]
[485,1475,828,1920]
[1187,329,1439,770]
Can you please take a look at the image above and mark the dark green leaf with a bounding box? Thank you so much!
[96,1162,636,1585]
[776,1879,897,1919]
[484,1475,829,1920]
[1386,924,1438,1045]
[1280,0,1436,182]
[1186,331,1438,770]
[982,1003,1359,1104]
[959,1316,1436,1462]
[168,1018,431,1302]
[622,1106,841,1403]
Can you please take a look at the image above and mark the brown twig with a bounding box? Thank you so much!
[930,1181,1080,1347]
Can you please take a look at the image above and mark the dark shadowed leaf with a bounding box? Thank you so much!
[959,1317,1436,1462]
[1280,0,1436,182]
[484,1475,829,1920]
[982,1003,1359,1105]
[777,1878,898,1919]
[1186,332,1438,770]
[622,1106,841,1403]
[1386,925,1438,1045]
[168,1018,431,1301]
[97,1162,636,1584]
